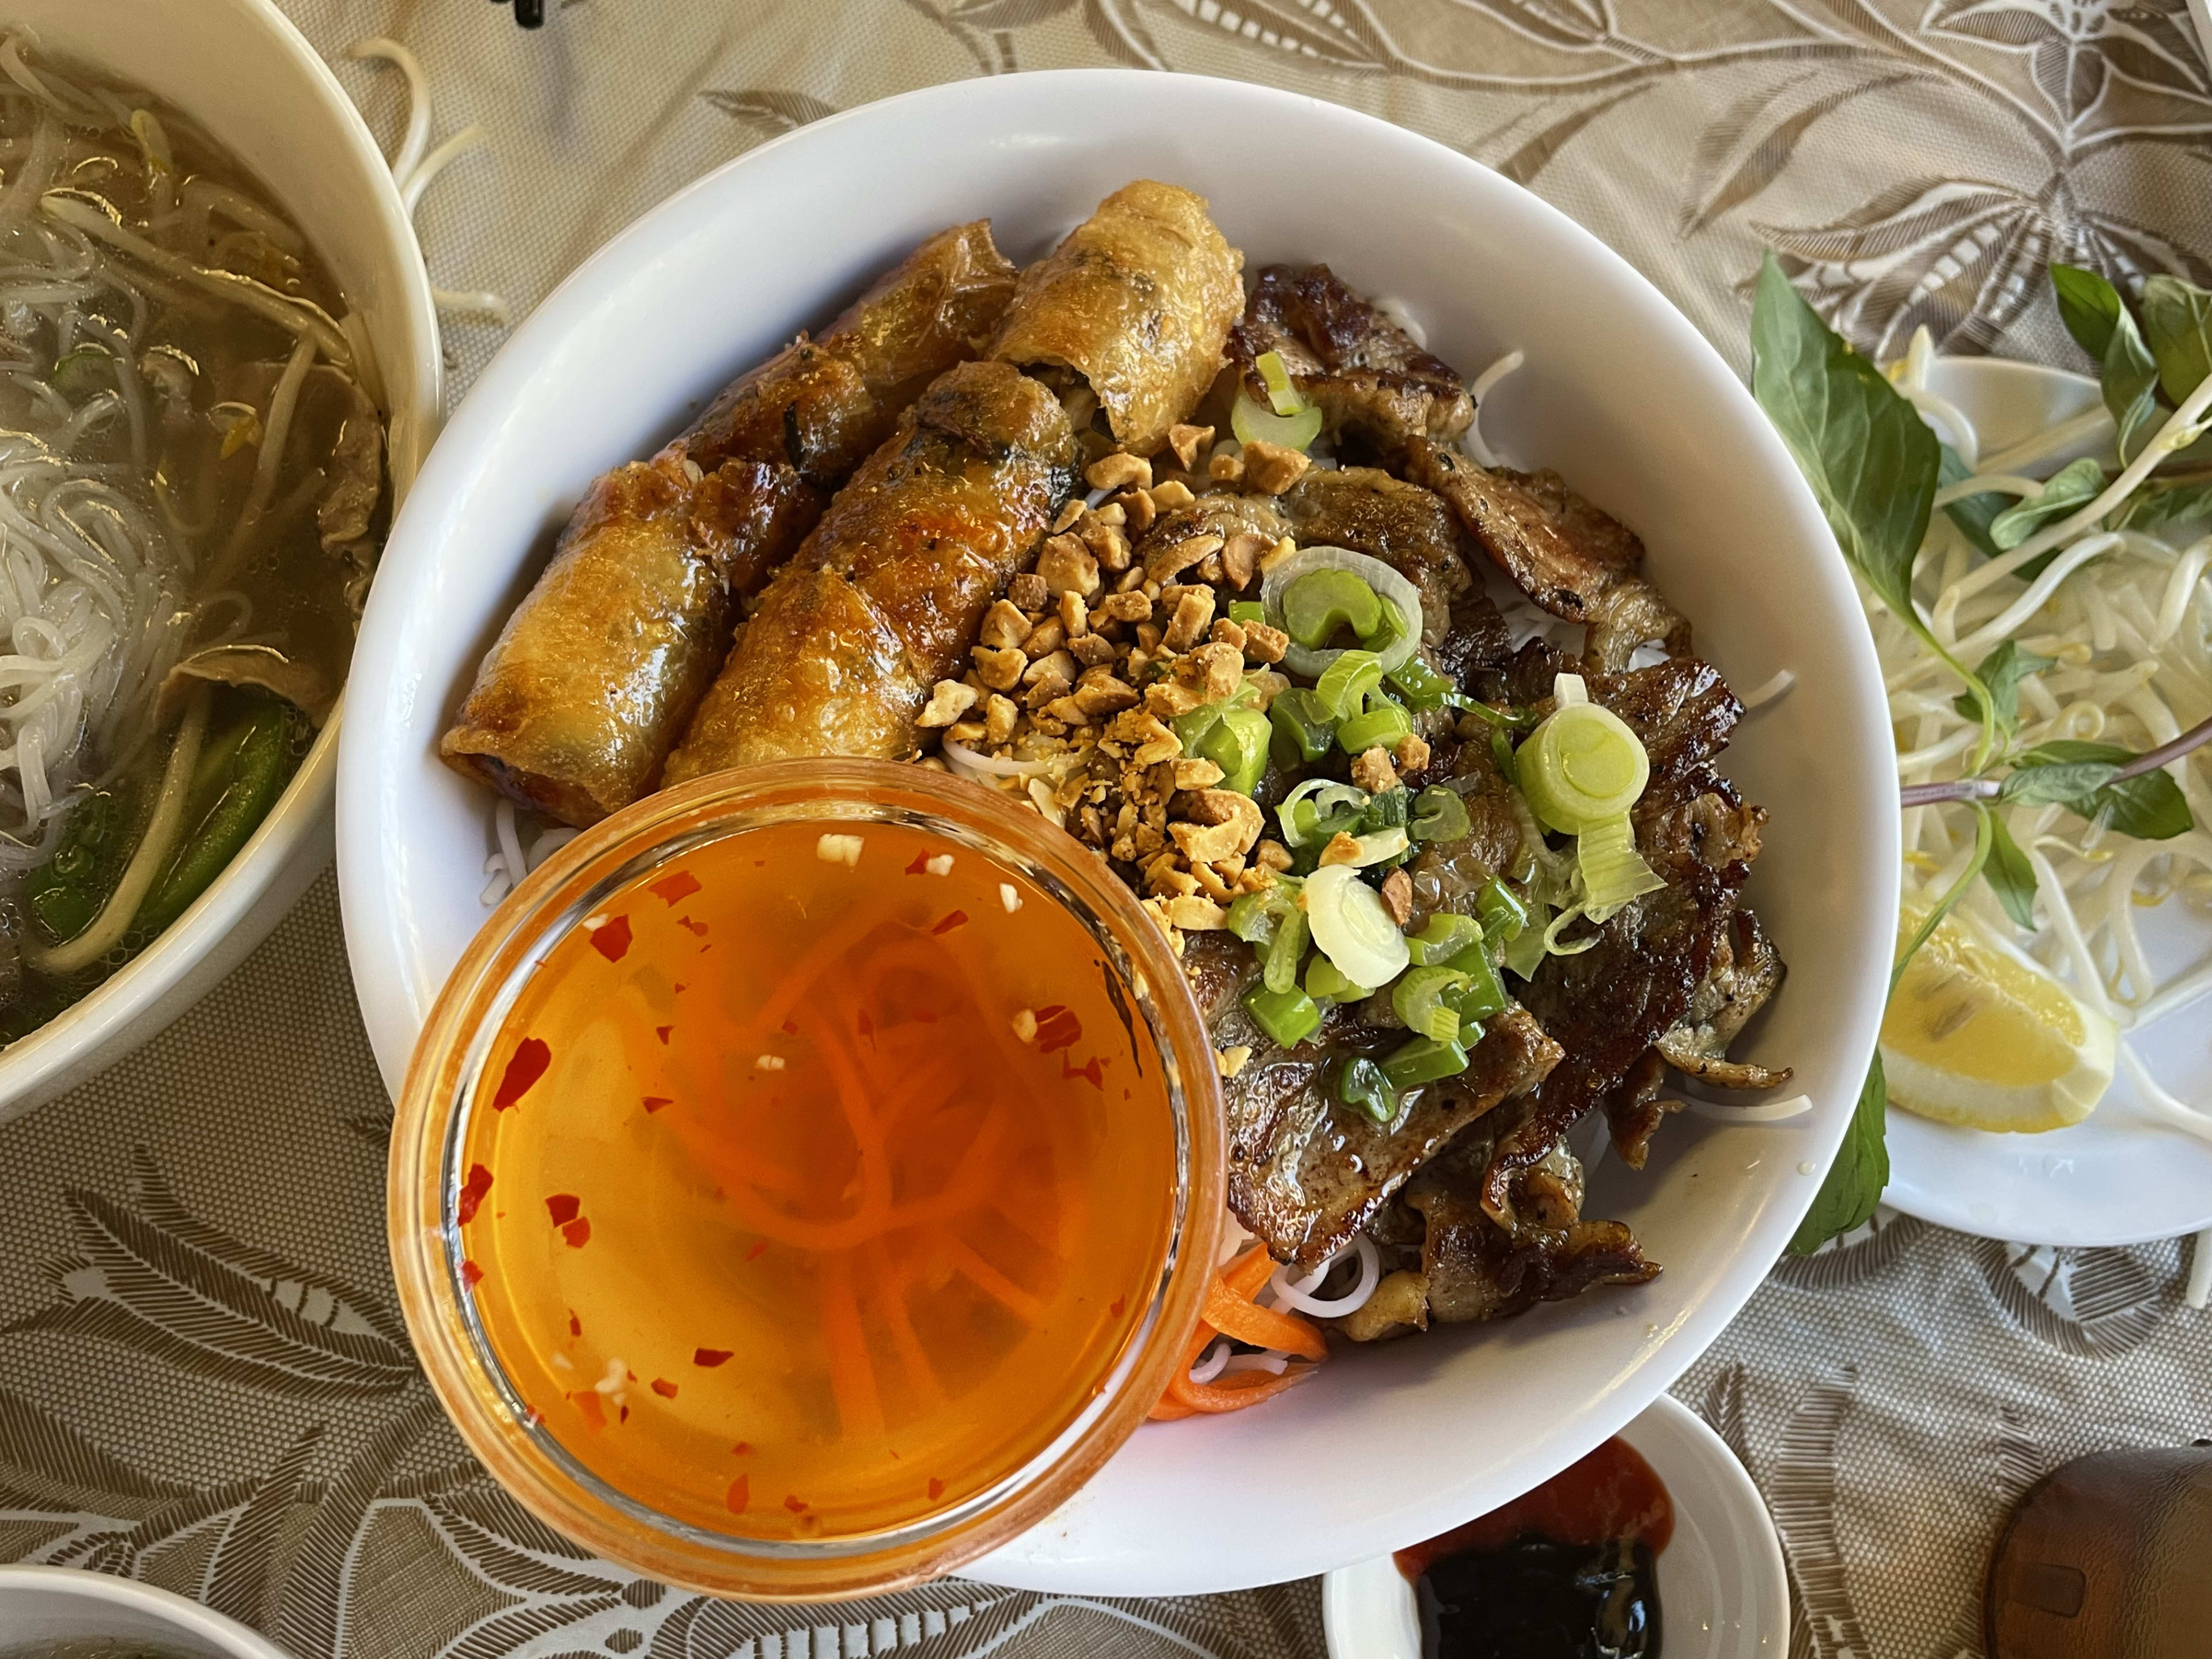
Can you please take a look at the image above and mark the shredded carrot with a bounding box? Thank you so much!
[1166,1363,1313,1414]
[819,1256,885,1440]
[1149,1244,1326,1421]
[1203,1274,1325,1362]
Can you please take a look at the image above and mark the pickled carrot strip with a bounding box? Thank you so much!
[1166,1363,1313,1414]
[745,908,897,1040]
[867,1245,945,1411]
[1202,1277,1326,1362]
[820,1257,885,1440]
[1148,1246,1324,1420]
[944,1236,1045,1326]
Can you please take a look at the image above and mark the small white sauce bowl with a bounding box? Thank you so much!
[1322,1393,1790,1659]
[0,1565,294,1658]
[0,0,440,1124]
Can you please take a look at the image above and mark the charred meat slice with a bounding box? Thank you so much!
[1408,442,1691,671]
[1599,1047,1675,1169]
[1583,658,1744,796]
[1230,264,1474,458]
[1656,906,1791,1089]
[1209,969,1563,1268]
[1281,466,1470,643]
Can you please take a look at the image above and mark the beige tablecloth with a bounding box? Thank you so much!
[6,3,2212,1656]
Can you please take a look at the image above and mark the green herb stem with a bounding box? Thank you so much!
[1900,711,2212,808]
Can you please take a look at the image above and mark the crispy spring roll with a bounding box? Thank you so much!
[662,360,1078,778]
[988,180,1243,456]
[440,222,1020,825]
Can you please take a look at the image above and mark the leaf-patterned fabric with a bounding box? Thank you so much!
[3,3,2211,1656]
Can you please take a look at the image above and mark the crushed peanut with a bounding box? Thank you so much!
[1166,422,1214,471]
[916,679,979,728]
[1395,732,1432,775]
[1216,1044,1253,1079]
[1317,831,1364,868]
[1350,744,1400,794]
[1380,866,1413,925]
[1240,440,1311,494]
[1086,453,1151,491]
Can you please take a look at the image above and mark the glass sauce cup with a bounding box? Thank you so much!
[388,760,1224,1601]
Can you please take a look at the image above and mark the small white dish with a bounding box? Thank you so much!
[1882,356,2212,1247]
[0,1565,293,1658]
[338,68,1895,1594]
[1321,1393,1789,1659]
[0,0,440,1126]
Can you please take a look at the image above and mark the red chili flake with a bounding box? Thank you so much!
[546,1194,581,1227]
[561,1217,593,1248]
[695,1348,733,1368]
[906,851,931,875]
[650,1378,678,1399]
[677,915,709,937]
[456,1163,495,1225]
[656,1025,673,1045]
[855,1008,873,1042]
[1034,1006,1083,1053]
[673,983,687,995]
[1061,1054,1105,1089]
[650,870,702,906]
[589,915,632,962]
[732,1442,753,1456]
[930,909,969,935]
[927,1476,946,1501]
[726,1475,749,1514]
[783,1495,807,1514]
[491,1037,551,1109]
[780,1018,798,1035]
[569,1310,582,1338]
[1109,1296,1126,1319]
[642,1095,673,1113]
[627,1369,638,1381]
[744,1240,767,1262]
[524,1406,543,1428]
[572,1391,605,1431]
[459,1259,484,1289]
[619,1404,630,1423]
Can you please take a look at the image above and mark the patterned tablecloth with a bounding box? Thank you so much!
[4,3,2212,1656]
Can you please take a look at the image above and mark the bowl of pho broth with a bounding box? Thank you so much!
[0,0,437,1120]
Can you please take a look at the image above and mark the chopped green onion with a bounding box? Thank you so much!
[1173,703,1219,755]
[1305,953,1377,1003]
[1244,981,1323,1048]
[1281,568,1381,649]
[1574,813,1665,920]
[1388,656,1459,711]
[1263,903,1311,994]
[1542,904,1601,957]
[1491,729,1519,786]
[1406,912,1482,965]
[1315,650,1385,721]
[1226,888,1281,947]
[1253,349,1304,416]
[1409,786,1471,843]
[1441,941,1509,1024]
[1381,1034,1469,1089]
[1231,392,1324,453]
[51,345,113,400]
[1277,779,1368,847]
[1229,600,1268,626]
[1335,1056,1398,1124]
[1476,877,1527,942]
[1268,688,1336,767]
[1336,826,1410,868]
[1503,902,1551,979]
[1201,707,1271,796]
[1337,693,1414,756]
[1362,597,1411,659]
[1361,787,1410,831]
[1518,699,1651,834]
[1392,965,1468,1042]
[1302,863,1411,988]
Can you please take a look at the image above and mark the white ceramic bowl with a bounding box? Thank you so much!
[336,69,1896,1594]
[1320,1394,1790,1658]
[1884,357,2212,1247]
[0,0,440,1124]
[0,1565,293,1658]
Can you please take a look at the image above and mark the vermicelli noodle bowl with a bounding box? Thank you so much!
[0,31,385,1038]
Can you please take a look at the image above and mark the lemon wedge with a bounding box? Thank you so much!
[1881,905,2116,1133]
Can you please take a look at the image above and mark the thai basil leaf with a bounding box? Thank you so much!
[2122,477,2212,531]
[1982,812,2038,930]
[2139,273,2212,407]
[2050,262,2124,362]
[2103,303,2164,464]
[1789,1052,1889,1255]
[1938,445,2004,559]
[1750,252,1937,623]
[2006,738,2193,839]
[1988,456,2104,550]
[1952,639,2054,740]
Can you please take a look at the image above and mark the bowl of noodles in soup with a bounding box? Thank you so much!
[0,0,438,1121]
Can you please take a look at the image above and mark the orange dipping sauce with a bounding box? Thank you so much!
[454,817,1178,1540]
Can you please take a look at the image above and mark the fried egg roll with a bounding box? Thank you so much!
[441,221,1020,825]
[988,180,1242,457]
[662,359,1078,778]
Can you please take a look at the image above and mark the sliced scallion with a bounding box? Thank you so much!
[1392,965,1469,1042]
[1518,699,1651,834]
[1253,349,1304,416]
[1244,981,1323,1048]
[1315,650,1385,721]
[1337,693,1414,756]
[1406,912,1482,965]
[1335,1056,1398,1123]
[1574,813,1665,921]
[1380,1033,1469,1089]
[1410,785,1471,843]
[1302,863,1411,988]
[1231,391,1323,452]
[1281,567,1382,649]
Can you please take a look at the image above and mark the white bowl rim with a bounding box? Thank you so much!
[336,65,1896,1594]
[0,1563,294,1658]
[1317,1392,1791,1659]
[0,0,440,1124]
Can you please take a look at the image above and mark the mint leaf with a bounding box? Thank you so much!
[1990,456,2104,550]
[1982,812,2038,930]
[1939,445,2005,559]
[1750,253,1938,623]
[2140,273,2212,407]
[2051,263,2124,362]
[1789,1052,1888,1254]
[1952,639,2053,740]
